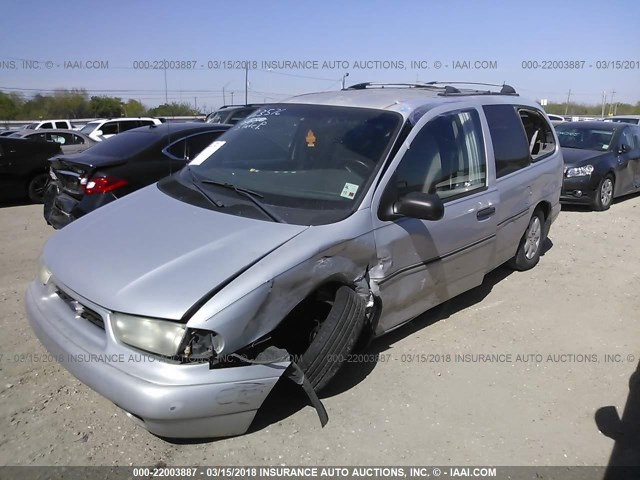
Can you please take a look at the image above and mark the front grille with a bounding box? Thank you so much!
[56,288,105,330]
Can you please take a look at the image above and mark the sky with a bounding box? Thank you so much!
[1,0,639,112]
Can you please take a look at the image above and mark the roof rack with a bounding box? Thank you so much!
[216,104,264,109]
[345,81,518,96]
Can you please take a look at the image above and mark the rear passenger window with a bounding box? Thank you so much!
[186,131,225,159]
[72,134,85,144]
[483,105,530,178]
[518,109,555,161]
[100,122,118,135]
[31,133,47,142]
[118,121,140,132]
[393,109,486,201]
[55,122,68,129]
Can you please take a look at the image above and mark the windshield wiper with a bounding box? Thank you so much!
[186,167,225,208]
[200,179,286,224]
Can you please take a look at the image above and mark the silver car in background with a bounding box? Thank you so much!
[10,129,96,154]
[26,82,563,438]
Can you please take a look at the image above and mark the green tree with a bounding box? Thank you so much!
[147,102,196,117]
[89,96,124,118]
[124,99,147,117]
[51,89,90,118]
[0,92,22,120]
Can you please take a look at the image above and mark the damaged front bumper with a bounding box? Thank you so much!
[25,280,290,438]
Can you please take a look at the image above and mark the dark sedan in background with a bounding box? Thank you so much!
[44,123,230,228]
[0,137,61,203]
[557,121,640,210]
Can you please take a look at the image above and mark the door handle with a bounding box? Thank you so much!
[476,206,496,221]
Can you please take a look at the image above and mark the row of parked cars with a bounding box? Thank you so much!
[14,83,640,440]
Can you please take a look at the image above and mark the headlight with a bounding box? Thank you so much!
[566,165,594,178]
[111,313,186,357]
[37,257,52,285]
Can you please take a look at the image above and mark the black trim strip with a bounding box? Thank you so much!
[497,208,529,227]
[377,234,496,286]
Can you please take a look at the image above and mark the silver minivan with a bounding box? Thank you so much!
[26,83,563,438]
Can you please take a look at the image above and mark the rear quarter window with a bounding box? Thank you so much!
[483,104,531,178]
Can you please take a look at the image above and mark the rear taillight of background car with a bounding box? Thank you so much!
[80,176,128,195]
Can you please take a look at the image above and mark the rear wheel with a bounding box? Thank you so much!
[592,174,614,211]
[509,210,545,271]
[298,286,366,391]
[27,173,49,203]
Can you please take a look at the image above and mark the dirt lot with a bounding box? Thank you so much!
[0,196,638,467]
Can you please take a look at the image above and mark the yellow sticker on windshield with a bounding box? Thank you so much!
[305,129,316,147]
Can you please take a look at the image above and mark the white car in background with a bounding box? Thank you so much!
[603,115,640,125]
[547,114,566,124]
[23,119,73,130]
[80,117,162,142]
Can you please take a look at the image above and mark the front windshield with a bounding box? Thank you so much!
[23,123,37,130]
[80,122,100,134]
[188,104,402,224]
[555,125,615,151]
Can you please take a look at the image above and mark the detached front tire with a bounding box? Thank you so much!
[299,286,366,392]
[509,210,545,271]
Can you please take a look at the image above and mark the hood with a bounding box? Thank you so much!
[44,185,308,320]
[561,147,610,167]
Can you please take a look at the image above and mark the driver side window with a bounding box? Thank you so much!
[394,109,486,201]
[619,128,635,151]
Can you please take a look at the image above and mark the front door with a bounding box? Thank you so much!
[614,127,638,196]
[370,106,498,334]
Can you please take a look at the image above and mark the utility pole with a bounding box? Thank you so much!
[163,65,168,104]
[601,91,607,118]
[564,89,571,115]
[230,91,234,104]
[608,90,616,116]
[194,97,197,112]
[244,63,249,105]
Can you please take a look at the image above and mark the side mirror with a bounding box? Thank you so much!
[391,191,444,221]
[617,144,630,155]
[94,130,104,137]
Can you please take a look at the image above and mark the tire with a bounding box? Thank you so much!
[592,174,614,211]
[508,210,545,271]
[298,286,366,392]
[27,173,49,204]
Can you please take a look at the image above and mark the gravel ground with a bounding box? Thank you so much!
[0,196,638,467]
